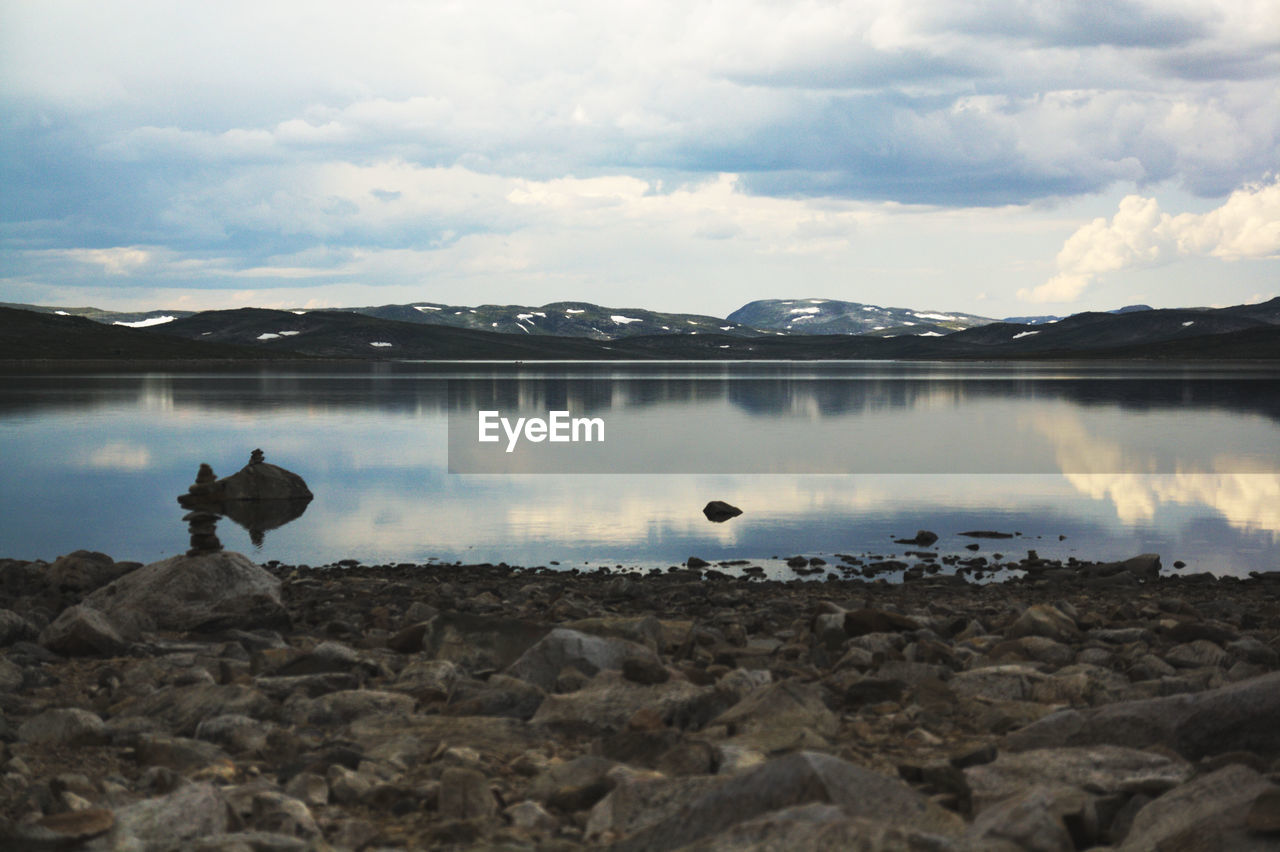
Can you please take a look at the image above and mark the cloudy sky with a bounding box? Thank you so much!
[2,0,1278,317]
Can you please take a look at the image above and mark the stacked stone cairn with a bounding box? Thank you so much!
[182,463,224,555]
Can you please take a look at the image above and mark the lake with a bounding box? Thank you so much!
[1,361,1277,579]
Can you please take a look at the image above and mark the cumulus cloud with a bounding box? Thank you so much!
[1020,178,1280,302]
[2,1,1279,310]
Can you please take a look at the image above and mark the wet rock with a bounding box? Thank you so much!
[38,604,128,656]
[702,501,742,523]
[1118,764,1275,851]
[894,530,939,547]
[18,707,108,747]
[1004,671,1280,760]
[80,550,288,635]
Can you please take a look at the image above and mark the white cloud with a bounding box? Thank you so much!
[1021,178,1280,302]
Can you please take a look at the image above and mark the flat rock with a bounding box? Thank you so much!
[678,803,960,851]
[1007,604,1078,643]
[710,679,839,752]
[81,550,288,635]
[964,745,1191,815]
[287,688,414,725]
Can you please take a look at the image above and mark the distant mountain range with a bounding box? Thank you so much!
[2,297,1278,361]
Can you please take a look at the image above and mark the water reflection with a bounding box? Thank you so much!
[0,364,1277,575]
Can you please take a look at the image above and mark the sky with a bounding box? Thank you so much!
[2,0,1278,318]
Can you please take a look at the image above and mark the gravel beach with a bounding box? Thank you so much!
[2,549,1279,850]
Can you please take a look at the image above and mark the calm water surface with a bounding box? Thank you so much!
[1,361,1277,578]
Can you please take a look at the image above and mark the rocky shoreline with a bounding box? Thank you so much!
[2,549,1279,850]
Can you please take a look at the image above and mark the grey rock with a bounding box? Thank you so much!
[254,672,360,700]
[85,781,232,852]
[964,786,1078,852]
[283,773,329,808]
[113,683,273,737]
[438,767,496,820]
[391,658,459,702]
[194,714,274,754]
[80,550,288,635]
[288,688,415,725]
[271,640,363,676]
[607,751,961,851]
[1004,670,1280,760]
[710,679,839,752]
[1165,639,1229,669]
[0,657,22,692]
[45,550,130,592]
[190,460,313,503]
[505,799,559,834]
[530,670,713,734]
[247,791,320,839]
[1119,764,1276,851]
[1228,636,1279,667]
[1007,604,1078,643]
[506,627,659,691]
[326,765,372,805]
[134,734,231,770]
[950,665,1048,702]
[39,605,128,656]
[0,608,38,646]
[679,803,960,851]
[964,746,1191,815]
[423,612,549,672]
[447,673,546,720]
[18,707,108,747]
[189,831,310,851]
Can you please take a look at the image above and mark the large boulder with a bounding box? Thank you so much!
[1118,764,1278,851]
[80,550,288,635]
[1003,671,1280,760]
[604,751,962,851]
